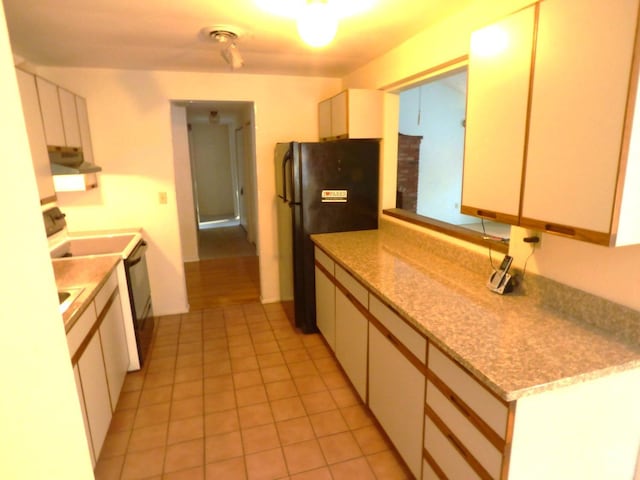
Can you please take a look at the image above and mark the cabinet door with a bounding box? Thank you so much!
[99,290,129,410]
[522,0,639,241]
[461,6,536,224]
[15,69,55,201]
[335,286,368,401]
[369,325,425,478]
[345,89,384,139]
[75,96,95,163]
[36,77,65,146]
[318,98,332,141]
[73,364,95,466]
[58,88,81,147]
[331,91,348,138]
[77,333,112,461]
[314,265,336,351]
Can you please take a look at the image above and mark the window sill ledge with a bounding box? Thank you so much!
[383,208,509,254]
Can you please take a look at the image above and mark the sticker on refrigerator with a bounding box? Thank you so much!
[321,190,348,203]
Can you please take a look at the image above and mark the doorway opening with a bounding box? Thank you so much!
[185,102,257,259]
[171,100,260,307]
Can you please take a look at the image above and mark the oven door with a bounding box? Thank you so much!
[124,240,154,364]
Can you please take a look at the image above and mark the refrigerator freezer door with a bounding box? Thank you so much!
[275,143,294,302]
[292,139,379,333]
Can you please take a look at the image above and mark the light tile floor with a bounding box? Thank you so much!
[94,302,412,479]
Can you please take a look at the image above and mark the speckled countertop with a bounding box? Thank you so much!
[311,225,640,402]
[52,256,120,332]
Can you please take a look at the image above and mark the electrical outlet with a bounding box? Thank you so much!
[159,191,168,204]
[522,229,541,249]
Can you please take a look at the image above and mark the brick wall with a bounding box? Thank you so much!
[396,133,422,212]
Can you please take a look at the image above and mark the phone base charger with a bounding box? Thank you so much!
[487,271,514,294]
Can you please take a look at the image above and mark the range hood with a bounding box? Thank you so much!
[48,146,102,174]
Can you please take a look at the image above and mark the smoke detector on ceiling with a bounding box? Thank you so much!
[202,25,245,71]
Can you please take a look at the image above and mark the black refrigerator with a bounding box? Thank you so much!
[275,139,379,333]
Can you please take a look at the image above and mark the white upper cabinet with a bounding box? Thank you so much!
[463,0,640,246]
[462,6,536,225]
[15,69,55,201]
[58,88,82,148]
[36,76,90,151]
[75,95,95,164]
[36,76,66,147]
[318,89,384,141]
[522,0,640,246]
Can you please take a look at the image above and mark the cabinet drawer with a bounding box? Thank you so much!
[369,295,426,363]
[428,345,508,439]
[335,264,368,308]
[67,303,97,360]
[314,247,334,275]
[424,415,481,480]
[427,380,503,478]
[95,269,118,316]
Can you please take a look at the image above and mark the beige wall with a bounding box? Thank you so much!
[191,122,235,220]
[38,67,342,311]
[171,104,199,263]
[0,4,94,477]
[345,0,640,312]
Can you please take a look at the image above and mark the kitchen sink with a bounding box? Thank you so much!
[58,288,83,314]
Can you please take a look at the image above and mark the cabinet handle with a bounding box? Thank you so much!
[447,433,469,460]
[544,223,575,237]
[385,331,398,347]
[449,394,471,419]
[476,209,497,219]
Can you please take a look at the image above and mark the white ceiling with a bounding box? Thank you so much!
[3,0,475,77]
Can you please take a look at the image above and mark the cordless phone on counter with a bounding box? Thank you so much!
[487,255,514,294]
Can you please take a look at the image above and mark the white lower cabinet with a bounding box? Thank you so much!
[99,289,128,409]
[424,414,481,479]
[68,268,130,466]
[315,265,335,351]
[77,332,112,465]
[335,285,368,401]
[369,324,425,478]
[73,364,94,466]
[425,344,510,479]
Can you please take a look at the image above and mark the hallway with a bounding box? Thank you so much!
[93,257,411,479]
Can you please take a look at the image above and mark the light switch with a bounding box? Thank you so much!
[159,192,168,204]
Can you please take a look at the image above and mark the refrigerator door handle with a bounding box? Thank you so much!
[278,150,291,203]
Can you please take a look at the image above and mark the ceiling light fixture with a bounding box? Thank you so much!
[296,1,338,48]
[208,28,244,70]
[255,0,376,48]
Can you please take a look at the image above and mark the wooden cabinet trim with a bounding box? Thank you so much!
[427,371,506,452]
[70,287,118,365]
[518,2,541,223]
[40,194,57,205]
[500,403,517,480]
[314,258,333,282]
[459,205,519,226]
[423,446,448,480]
[519,216,612,245]
[610,1,640,238]
[429,343,510,408]
[425,404,494,480]
[369,314,427,376]
[335,277,368,314]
